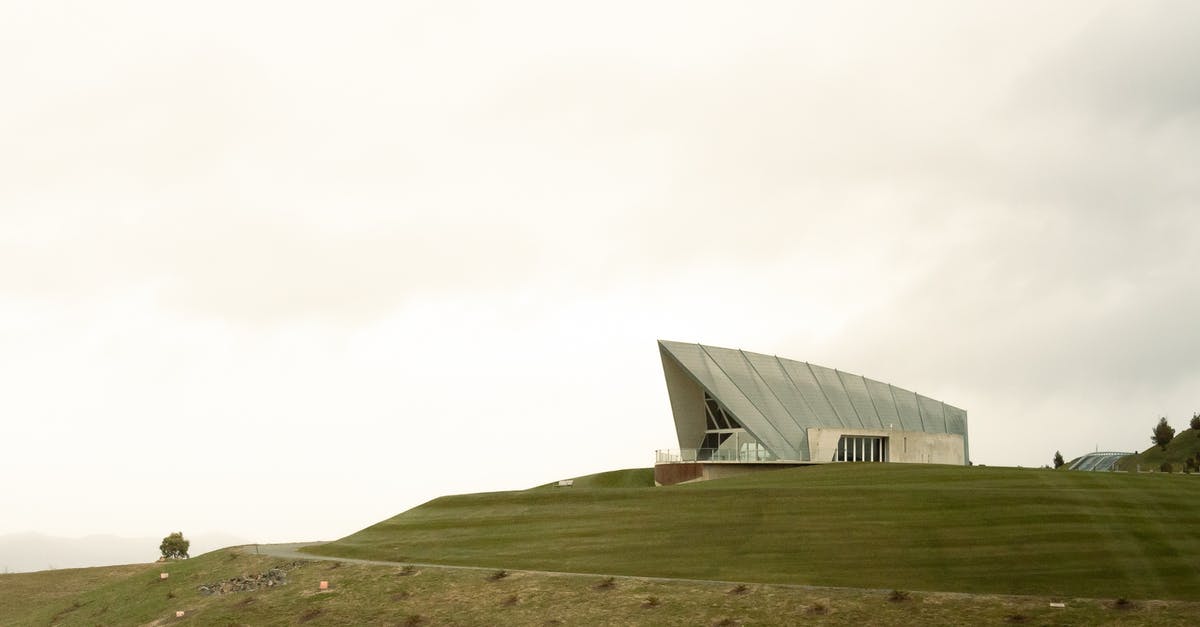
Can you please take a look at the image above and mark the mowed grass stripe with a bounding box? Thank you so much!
[309,464,1200,600]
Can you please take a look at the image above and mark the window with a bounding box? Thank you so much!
[697,393,760,461]
[703,392,742,429]
[833,436,888,462]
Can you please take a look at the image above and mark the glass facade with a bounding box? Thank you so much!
[658,340,968,465]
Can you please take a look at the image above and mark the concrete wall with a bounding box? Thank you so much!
[654,462,810,486]
[660,345,707,450]
[807,427,965,465]
[700,463,804,481]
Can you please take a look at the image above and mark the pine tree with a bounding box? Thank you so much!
[1151,417,1175,451]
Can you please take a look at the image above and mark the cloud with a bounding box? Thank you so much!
[1023,2,1200,126]
[2,1,1199,541]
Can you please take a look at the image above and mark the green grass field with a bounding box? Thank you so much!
[309,463,1200,601]
[4,547,1200,626]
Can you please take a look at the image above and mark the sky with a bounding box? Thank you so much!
[2,1,1199,551]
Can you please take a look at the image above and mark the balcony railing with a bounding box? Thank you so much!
[655,448,779,464]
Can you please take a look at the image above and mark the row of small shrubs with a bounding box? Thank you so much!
[1158,452,1200,473]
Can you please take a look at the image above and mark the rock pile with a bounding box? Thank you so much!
[198,568,287,595]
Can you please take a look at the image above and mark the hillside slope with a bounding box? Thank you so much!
[1116,427,1200,471]
[308,463,1200,600]
[531,467,654,489]
[7,547,1200,626]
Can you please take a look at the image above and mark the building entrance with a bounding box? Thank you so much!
[834,435,887,462]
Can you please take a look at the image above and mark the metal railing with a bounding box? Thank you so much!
[655,448,780,464]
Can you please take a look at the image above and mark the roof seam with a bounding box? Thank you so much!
[806,362,850,429]
[860,376,887,429]
[832,368,865,428]
[696,344,798,459]
[741,350,809,436]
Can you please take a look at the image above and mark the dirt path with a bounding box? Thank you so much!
[245,542,785,588]
[247,542,1180,609]
[243,542,512,575]
[243,542,945,598]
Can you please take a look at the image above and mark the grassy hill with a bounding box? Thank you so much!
[1116,427,1200,472]
[7,463,1200,624]
[308,463,1200,601]
[532,467,655,489]
[5,546,1200,625]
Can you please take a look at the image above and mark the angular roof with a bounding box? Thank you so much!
[659,340,968,462]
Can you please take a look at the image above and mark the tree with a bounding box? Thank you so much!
[1190,413,1200,432]
[1151,417,1175,451]
[159,532,190,560]
[1053,451,1065,468]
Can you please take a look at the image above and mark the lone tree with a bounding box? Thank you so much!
[159,532,190,560]
[1151,417,1175,451]
[1053,451,1065,468]
[1190,413,1200,432]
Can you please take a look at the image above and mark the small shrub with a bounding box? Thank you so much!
[390,591,410,601]
[593,576,616,590]
[166,590,175,599]
[711,619,739,627]
[728,583,749,595]
[888,589,911,602]
[298,608,322,623]
[1111,597,1136,610]
[403,615,424,627]
[398,565,417,576]
[806,602,829,615]
[502,594,519,606]
[641,596,660,609]
[326,562,342,570]
[488,570,509,581]
[1160,461,1173,474]
[1004,614,1029,623]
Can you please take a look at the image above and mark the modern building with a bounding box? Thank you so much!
[1066,452,1130,471]
[655,340,969,485]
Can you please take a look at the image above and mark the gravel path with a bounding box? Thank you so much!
[243,542,1126,605]
[242,542,899,595]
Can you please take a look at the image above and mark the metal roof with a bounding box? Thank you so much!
[659,340,969,462]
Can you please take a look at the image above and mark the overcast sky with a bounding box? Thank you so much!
[2,1,1198,549]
